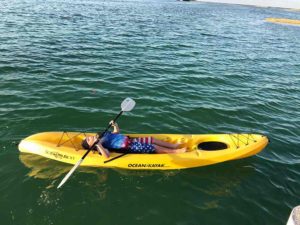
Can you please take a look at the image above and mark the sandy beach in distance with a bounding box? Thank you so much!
[195,0,300,10]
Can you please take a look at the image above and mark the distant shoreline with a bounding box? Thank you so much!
[266,17,300,26]
[193,0,300,10]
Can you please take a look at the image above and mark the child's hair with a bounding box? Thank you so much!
[81,138,97,150]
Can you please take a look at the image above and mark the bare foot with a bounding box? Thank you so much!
[176,143,186,149]
[173,147,186,153]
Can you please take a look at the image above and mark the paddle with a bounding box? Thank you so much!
[57,97,136,189]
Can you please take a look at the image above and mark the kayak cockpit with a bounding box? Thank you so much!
[198,141,228,151]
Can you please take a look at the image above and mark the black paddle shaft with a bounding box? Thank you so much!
[99,111,123,137]
[81,111,124,160]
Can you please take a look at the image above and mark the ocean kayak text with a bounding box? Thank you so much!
[128,163,165,168]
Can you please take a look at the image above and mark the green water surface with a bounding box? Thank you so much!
[0,0,300,224]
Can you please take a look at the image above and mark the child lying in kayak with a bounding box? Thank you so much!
[81,121,186,158]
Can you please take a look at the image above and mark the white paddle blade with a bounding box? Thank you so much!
[121,98,135,112]
[57,158,83,189]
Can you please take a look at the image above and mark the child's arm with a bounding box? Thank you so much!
[95,142,110,159]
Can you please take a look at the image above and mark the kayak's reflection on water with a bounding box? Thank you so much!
[178,162,256,210]
[19,153,255,207]
[19,153,180,202]
[19,153,107,180]
[19,153,179,180]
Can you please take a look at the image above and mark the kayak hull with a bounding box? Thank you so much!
[18,132,269,170]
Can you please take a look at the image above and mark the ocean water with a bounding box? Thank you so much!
[0,0,300,224]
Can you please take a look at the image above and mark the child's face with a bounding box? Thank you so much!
[86,136,97,147]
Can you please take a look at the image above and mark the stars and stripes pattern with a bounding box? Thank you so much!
[130,137,153,144]
[128,138,155,154]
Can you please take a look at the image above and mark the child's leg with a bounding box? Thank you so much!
[152,138,180,149]
[153,144,186,154]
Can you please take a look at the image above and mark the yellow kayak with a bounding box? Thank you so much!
[18,132,268,170]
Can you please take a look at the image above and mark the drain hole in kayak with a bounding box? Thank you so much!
[198,142,228,151]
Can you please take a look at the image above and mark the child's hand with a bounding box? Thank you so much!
[109,120,120,133]
[109,120,117,126]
